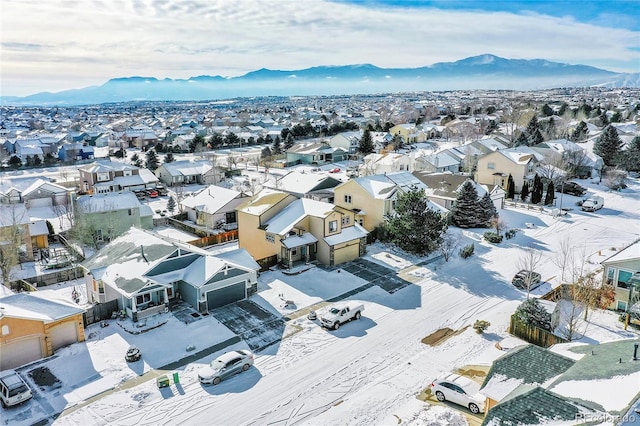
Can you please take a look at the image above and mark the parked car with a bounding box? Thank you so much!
[319,302,364,330]
[329,168,341,173]
[134,190,146,200]
[558,181,586,196]
[581,196,604,212]
[198,350,254,385]
[125,345,142,362]
[155,185,168,196]
[0,370,32,407]
[430,373,485,414]
[512,270,542,290]
[147,189,159,198]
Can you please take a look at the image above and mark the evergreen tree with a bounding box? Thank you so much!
[520,181,529,202]
[145,149,159,171]
[530,128,544,145]
[615,136,640,171]
[261,146,272,159]
[451,181,483,228]
[526,116,540,138]
[386,187,448,256]
[25,155,34,167]
[358,129,375,156]
[272,136,282,155]
[594,125,624,166]
[392,134,404,151]
[164,152,175,163]
[541,104,554,117]
[544,181,555,205]
[570,121,588,142]
[506,174,515,199]
[599,112,609,127]
[9,155,21,168]
[478,192,498,227]
[515,298,552,331]
[166,196,176,213]
[44,152,57,166]
[531,174,543,204]
[284,133,295,151]
[131,153,142,168]
[209,133,224,149]
[515,132,528,146]
[189,134,205,152]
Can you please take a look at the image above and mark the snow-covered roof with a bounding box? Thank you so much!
[266,171,341,196]
[160,160,212,177]
[353,175,397,199]
[22,179,70,197]
[28,220,49,236]
[0,203,30,227]
[237,188,292,216]
[282,232,318,249]
[0,293,83,322]
[180,185,241,214]
[80,161,138,173]
[324,223,368,246]
[601,239,640,264]
[76,192,142,213]
[215,248,261,271]
[499,147,545,164]
[265,198,335,235]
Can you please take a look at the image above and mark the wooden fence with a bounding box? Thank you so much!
[509,314,568,348]
[12,266,84,288]
[188,230,239,248]
[83,300,120,326]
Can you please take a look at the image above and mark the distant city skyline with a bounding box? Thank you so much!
[2,0,638,97]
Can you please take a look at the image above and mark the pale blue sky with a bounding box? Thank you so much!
[2,0,638,96]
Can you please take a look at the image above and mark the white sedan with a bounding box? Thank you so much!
[198,350,254,385]
[430,373,485,414]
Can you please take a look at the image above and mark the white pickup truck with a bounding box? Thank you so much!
[320,302,364,330]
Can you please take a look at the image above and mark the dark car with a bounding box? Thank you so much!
[156,185,168,196]
[558,181,587,196]
[512,270,542,290]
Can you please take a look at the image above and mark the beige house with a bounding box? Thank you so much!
[601,239,640,314]
[388,124,427,144]
[236,189,367,269]
[475,147,544,193]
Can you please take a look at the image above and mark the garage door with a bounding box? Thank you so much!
[1,336,43,370]
[27,197,53,208]
[50,321,78,351]
[206,282,246,310]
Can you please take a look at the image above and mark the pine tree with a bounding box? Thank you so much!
[33,155,42,167]
[544,181,555,205]
[594,125,624,166]
[164,152,174,163]
[386,187,448,255]
[131,153,142,168]
[515,298,552,331]
[358,129,375,156]
[507,174,515,199]
[520,181,529,202]
[515,132,528,146]
[531,174,543,204]
[530,128,544,145]
[570,121,588,142]
[542,104,554,117]
[145,149,159,171]
[478,192,498,227]
[615,136,640,171]
[284,133,295,151]
[272,136,282,154]
[526,116,540,138]
[451,181,483,228]
[166,196,176,213]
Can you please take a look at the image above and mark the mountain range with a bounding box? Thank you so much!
[3,54,639,106]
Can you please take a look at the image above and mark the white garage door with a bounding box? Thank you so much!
[0,336,43,370]
[27,197,53,208]
[50,321,78,351]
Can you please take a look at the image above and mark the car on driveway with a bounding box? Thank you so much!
[430,373,485,414]
[329,168,341,173]
[198,350,254,385]
[558,181,587,196]
[512,270,542,290]
[147,189,159,198]
[0,370,32,407]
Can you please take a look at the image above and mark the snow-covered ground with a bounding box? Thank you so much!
[3,177,640,426]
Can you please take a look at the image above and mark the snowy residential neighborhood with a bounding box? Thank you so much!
[1,90,640,426]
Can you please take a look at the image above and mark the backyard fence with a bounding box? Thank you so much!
[188,230,239,248]
[15,266,84,288]
[509,314,568,348]
[83,300,120,326]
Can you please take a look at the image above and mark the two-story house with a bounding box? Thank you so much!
[155,160,214,186]
[78,161,158,194]
[475,147,544,193]
[75,192,153,242]
[180,185,248,232]
[236,189,367,269]
[601,239,640,314]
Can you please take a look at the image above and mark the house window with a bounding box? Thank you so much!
[98,282,105,294]
[488,162,495,170]
[97,172,110,182]
[266,233,275,243]
[528,163,535,173]
[291,248,298,256]
[606,268,615,285]
[344,195,352,203]
[225,211,237,224]
[136,293,151,305]
[329,220,338,232]
[342,216,350,226]
[358,218,364,226]
[617,300,628,311]
[1,325,9,336]
[128,209,134,216]
[617,270,633,289]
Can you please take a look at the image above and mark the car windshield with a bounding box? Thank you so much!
[329,307,340,314]
[211,359,225,369]
[8,385,28,397]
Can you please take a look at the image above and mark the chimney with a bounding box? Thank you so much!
[141,245,149,263]
[634,343,639,361]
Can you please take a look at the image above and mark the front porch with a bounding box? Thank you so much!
[124,284,170,322]
[280,233,317,270]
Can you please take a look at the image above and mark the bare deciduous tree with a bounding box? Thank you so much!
[0,204,28,286]
[517,245,543,299]
[439,233,460,262]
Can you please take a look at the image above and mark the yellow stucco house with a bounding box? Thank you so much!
[236,189,368,269]
[0,293,85,370]
[601,239,640,315]
[475,147,544,193]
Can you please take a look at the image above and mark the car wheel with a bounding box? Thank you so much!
[213,377,221,385]
[334,322,340,330]
[242,363,250,372]
[469,403,480,414]
[355,311,361,320]
[435,391,445,402]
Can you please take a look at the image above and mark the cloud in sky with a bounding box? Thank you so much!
[1,0,638,96]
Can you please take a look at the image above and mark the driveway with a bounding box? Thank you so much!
[322,258,412,294]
